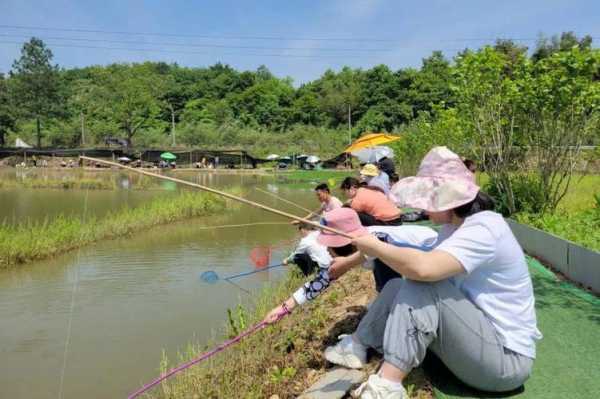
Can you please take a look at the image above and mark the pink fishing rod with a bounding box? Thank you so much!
[127,308,289,399]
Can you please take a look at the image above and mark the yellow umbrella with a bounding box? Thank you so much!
[344,132,401,153]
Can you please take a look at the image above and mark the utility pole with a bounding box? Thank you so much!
[80,112,85,146]
[169,104,176,147]
[347,104,352,145]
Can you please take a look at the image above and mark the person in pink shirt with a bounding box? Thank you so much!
[303,183,343,220]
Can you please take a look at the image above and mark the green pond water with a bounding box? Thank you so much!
[0,169,326,398]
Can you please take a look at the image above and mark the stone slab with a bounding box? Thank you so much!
[299,367,365,399]
[568,243,600,294]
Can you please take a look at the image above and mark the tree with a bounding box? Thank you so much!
[94,64,166,146]
[454,47,525,214]
[518,47,600,213]
[319,68,361,141]
[0,74,17,147]
[408,51,455,119]
[532,32,593,62]
[10,37,62,147]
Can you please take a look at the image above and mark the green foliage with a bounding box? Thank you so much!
[227,305,249,337]
[10,37,63,147]
[268,366,296,384]
[0,74,17,146]
[485,174,546,215]
[517,204,600,252]
[391,107,472,175]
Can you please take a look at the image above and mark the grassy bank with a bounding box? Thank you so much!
[153,268,431,399]
[0,177,118,190]
[517,204,600,252]
[0,191,234,267]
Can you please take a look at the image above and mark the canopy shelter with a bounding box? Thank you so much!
[0,147,125,160]
[140,149,263,168]
[322,152,351,169]
[344,133,401,153]
[160,152,177,161]
[266,154,279,160]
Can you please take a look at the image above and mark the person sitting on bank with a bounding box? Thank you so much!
[262,213,359,324]
[325,147,542,398]
[303,183,343,220]
[340,177,402,226]
[283,222,332,276]
[360,163,390,195]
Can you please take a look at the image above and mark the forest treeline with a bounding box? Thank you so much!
[0,32,598,159]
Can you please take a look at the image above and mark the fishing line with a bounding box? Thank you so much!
[57,188,89,399]
[127,308,289,399]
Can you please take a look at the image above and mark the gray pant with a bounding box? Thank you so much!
[356,278,534,392]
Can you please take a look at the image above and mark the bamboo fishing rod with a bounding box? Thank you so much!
[79,157,352,239]
[255,187,313,214]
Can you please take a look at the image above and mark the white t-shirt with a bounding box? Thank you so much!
[365,225,438,269]
[434,211,542,358]
[287,231,332,269]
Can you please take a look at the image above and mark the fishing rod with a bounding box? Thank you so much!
[79,157,352,239]
[255,187,313,214]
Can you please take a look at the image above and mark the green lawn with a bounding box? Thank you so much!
[430,257,600,399]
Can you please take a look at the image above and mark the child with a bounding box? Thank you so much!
[283,223,332,276]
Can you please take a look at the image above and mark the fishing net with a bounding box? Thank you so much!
[200,271,219,284]
[249,245,272,268]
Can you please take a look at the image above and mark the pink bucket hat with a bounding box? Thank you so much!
[317,208,369,247]
[391,147,479,212]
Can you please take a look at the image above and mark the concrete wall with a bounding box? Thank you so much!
[506,219,600,294]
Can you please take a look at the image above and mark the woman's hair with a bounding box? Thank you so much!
[340,177,361,190]
[453,191,495,218]
[330,243,357,257]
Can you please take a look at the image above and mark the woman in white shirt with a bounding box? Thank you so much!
[325,147,542,399]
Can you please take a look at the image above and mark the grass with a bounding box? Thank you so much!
[152,268,432,399]
[0,177,118,190]
[0,191,236,267]
[476,172,600,251]
[516,204,600,251]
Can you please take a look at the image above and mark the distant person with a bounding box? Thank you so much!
[340,177,402,226]
[359,164,390,195]
[377,156,395,177]
[214,156,219,168]
[32,155,37,167]
[464,159,477,174]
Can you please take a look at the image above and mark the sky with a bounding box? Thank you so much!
[1,0,599,84]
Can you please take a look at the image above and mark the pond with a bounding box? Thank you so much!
[0,169,324,398]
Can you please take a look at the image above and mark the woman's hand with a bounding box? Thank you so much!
[328,256,349,279]
[351,234,384,257]
[263,298,295,324]
[263,305,286,324]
